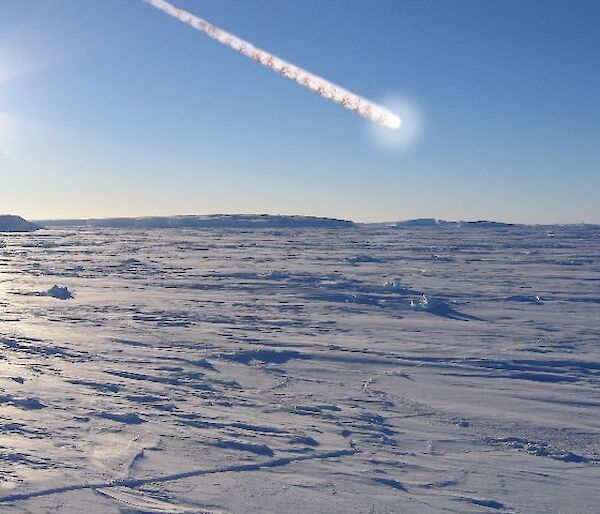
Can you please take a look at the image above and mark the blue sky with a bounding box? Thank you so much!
[1,0,599,223]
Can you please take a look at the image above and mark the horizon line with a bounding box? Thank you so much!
[6,213,598,227]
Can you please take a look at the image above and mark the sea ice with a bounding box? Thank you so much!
[0,222,597,513]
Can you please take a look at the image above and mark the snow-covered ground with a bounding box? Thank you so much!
[0,224,598,513]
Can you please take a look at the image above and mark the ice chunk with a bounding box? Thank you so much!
[45,285,74,300]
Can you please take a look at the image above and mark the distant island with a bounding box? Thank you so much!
[35,214,354,229]
[0,215,41,232]
[18,215,597,230]
[383,218,516,228]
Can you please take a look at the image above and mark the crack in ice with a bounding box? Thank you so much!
[0,449,356,503]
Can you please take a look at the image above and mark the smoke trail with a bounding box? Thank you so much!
[143,0,401,129]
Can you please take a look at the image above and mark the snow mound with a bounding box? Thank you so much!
[44,285,74,300]
[410,294,435,310]
[382,279,403,290]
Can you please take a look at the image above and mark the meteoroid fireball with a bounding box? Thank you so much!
[143,0,401,130]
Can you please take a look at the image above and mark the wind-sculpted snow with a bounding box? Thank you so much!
[0,225,598,513]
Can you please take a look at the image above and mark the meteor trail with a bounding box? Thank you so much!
[143,0,401,129]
